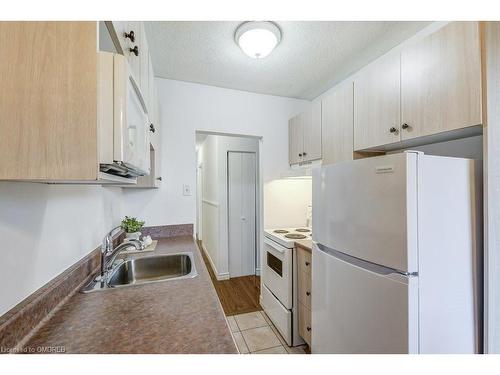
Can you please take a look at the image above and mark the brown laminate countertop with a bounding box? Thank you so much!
[20,236,237,354]
[295,239,313,252]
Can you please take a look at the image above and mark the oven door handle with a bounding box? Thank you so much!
[271,246,285,254]
[265,239,286,254]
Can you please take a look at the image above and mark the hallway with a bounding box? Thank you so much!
[199,240,261,316]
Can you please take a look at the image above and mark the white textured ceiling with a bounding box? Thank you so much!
[145,21,431,100]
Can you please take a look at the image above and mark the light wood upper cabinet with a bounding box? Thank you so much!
[289,102,322,165]
[289,115,303,165]
[354,53,401,151]
[322,82,354,165]
[303,101,322,161]
[401,22,482,140]
[0,22,99,180]
[353,22,482,152]
[0,21,159,185]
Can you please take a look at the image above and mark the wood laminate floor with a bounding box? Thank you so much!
[198,240,262,316]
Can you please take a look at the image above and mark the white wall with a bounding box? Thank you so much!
[264,178,312,229]
[0,183,123,316]
[123,78,310,230]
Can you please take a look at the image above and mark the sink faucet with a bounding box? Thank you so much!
[100,226,143,281]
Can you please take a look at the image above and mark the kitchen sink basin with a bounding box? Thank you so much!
[108,253,196,287]
[82,252,197,293]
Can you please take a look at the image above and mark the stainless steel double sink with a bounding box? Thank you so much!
[82,252,197,293]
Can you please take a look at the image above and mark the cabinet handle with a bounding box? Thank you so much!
[306,291,311,296]
[299,153,303,157]
[402,123,411,130]
[305,261,310,266]
[306,326,311,332]
[129,46,139,56]
[156,177,162,181]
[303,152,307,156]
[389,127,398,134]
[149,123,156,133]
[124,30,135,42]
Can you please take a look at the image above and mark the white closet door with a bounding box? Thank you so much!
[228,152,256,278]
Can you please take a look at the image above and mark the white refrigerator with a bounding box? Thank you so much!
[312,151,481,354]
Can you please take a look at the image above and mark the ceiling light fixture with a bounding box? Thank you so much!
[235,21,282,59]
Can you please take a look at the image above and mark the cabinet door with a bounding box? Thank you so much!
[289,115,303,165]
[125,21,141,83]
[298,302,312,345]
[401,22,482,140]
[322,82,354,165]
[0,22,99,180]
[354,53,401,151]
[303,101,322,161]
[148,55,156,141]
[139,22,150,110]
[111,21,129,54]
[153,87,162,187]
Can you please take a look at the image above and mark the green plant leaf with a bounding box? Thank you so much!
[121,216,145,233]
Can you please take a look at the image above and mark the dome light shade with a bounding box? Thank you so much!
[235,21,282,59]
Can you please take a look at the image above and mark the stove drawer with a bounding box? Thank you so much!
[261,284,292,346]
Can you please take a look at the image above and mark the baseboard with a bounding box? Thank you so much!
[217,273,230,281]
[199,243,229,281]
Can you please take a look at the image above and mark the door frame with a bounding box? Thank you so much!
[227,151,258,278]
[195,130,263,281]
[196,161,203,241]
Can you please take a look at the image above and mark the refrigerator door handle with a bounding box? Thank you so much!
[315,243,418,278]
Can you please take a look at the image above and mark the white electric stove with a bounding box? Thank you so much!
[264,228,312,248]
[261,227,312,346]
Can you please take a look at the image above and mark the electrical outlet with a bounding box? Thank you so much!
[183,184,191,196]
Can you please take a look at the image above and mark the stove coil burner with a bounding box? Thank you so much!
[285,233,307,239]
[295,228,311,233]
[273,229,290,234]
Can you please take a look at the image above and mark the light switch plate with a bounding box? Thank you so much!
[183,184,191,196]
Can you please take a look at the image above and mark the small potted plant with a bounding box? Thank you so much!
[121,216,145,240]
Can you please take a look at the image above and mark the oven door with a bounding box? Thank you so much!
[263,238,293,309]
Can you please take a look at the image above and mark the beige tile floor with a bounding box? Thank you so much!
[227,311,308,354]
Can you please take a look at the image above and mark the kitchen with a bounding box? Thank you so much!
[1,1,500,373]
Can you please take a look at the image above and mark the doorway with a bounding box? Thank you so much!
[195,131,262,316]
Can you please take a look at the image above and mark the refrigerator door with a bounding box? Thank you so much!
[312,243,418,354]
[312,152,418,273]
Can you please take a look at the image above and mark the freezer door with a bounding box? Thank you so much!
[312,152,418,273]
[312,243,418,354]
